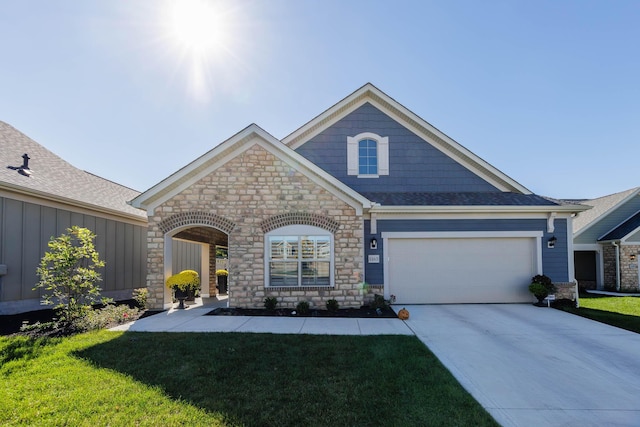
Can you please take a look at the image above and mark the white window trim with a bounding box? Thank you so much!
[264,225,335,288]
[347,132,389,178]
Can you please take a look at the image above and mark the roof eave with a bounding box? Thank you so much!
[1,182,147,223]
[369,204,590,214]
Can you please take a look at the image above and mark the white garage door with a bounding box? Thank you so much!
[386,233,539,304]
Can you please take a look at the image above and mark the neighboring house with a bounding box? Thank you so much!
[131,83,589,310]
[572,187,640,292]
[0,121,148,315]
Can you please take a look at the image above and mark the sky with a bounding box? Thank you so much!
[1,0,638,200]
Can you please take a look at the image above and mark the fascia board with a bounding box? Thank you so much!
[363,96,530,194]
[0,184,147,225]
[283,84,373,147]
[254,138,372,213]
[367,211,553,220]
[574,188,640,239]
[283,83,530,194]
[370,204,589,215]
[131,124,371,215]
[596,208,640,242]
[130,124,276,213]
[621,225,640,243]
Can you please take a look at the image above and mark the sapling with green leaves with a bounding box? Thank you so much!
[34,226,109,324]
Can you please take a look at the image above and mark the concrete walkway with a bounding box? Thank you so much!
[110,299,413,335]
[403,304,640,427]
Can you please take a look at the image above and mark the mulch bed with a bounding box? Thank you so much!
[206,306,397,318]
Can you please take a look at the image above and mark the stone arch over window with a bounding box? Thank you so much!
[260,212,340,234]
[159,211,236,234]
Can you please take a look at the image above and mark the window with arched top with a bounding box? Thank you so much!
[347,132,389,177]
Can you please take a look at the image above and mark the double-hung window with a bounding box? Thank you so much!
[347,132,389,177]
[266,225,333,287]
[358,139,378,175]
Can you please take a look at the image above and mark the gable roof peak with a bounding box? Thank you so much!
[573,186,640,234]
[283,84,531,195]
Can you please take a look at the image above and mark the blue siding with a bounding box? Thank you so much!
[364,219,569,285]
[295,103,499,193]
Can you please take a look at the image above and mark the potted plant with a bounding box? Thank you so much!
[166,270,200,309]
[216,269,228,294]
[528,274,554,306]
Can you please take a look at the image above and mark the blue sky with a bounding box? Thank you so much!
[1,0,638,199]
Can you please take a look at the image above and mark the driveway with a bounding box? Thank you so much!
[403,304,640,427]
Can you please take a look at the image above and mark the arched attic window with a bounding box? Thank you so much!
[347,132,389,177]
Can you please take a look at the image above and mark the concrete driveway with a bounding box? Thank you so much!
[402,304,640,427]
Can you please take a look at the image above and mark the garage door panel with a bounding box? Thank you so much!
[388,237,536,304]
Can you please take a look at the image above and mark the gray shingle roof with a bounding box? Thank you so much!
[360,192,560,206]
[599,211,640,241]
[0,121,145,220]
[572,187,640,234]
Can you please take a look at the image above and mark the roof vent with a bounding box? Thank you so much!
[7,153,33,177]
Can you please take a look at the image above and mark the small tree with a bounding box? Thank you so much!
[35,226,108,324]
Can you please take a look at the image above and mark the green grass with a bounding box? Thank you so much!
[560,293,640,334]
[0,331,498,427]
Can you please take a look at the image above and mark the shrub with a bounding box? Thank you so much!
[74,304,140,332]
[166,270,200,291]
[132,288,148,309]
[369,294,389,310]
[296,301,310,315]
[528,283,549,301]
[326,299,340,312]
[34,226,109,325]
[531,274,554,292]
[529,274,554,303]
[264,297,278,311]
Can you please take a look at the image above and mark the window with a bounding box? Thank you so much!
[358,139,378,175]
[266,225,333,287]
[347,132,389,177]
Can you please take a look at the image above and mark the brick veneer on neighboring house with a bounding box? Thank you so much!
[145,144,364,309]
[603,244,640,291]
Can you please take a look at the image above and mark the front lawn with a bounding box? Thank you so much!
[0,331,498,426]
[560,293,640,334]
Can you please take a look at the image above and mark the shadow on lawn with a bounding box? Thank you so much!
[74,332,498,427]
[560,306,640,334]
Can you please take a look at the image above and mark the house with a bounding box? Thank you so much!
[572,187,640,292]
[131,84,589,310]
[0,121,148,314]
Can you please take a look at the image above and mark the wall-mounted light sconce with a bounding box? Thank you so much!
[370,238,377,250]
[547,236,557,249]
[631,254,637,262]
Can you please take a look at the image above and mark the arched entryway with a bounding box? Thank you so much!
[158,212,235,309]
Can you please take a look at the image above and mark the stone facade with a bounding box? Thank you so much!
[145,144,364,309]
[553,282,577,301]
[603,244,640,291]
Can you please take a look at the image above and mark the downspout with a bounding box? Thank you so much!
[612,241,621,292]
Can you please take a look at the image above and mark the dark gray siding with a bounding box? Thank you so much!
[295,103,499,193]
[365,218,569,285]
[172,239,202,276]
[0,196,147,314]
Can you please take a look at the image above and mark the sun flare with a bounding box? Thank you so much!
[168,0,226,55]
[159,0,248,103]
